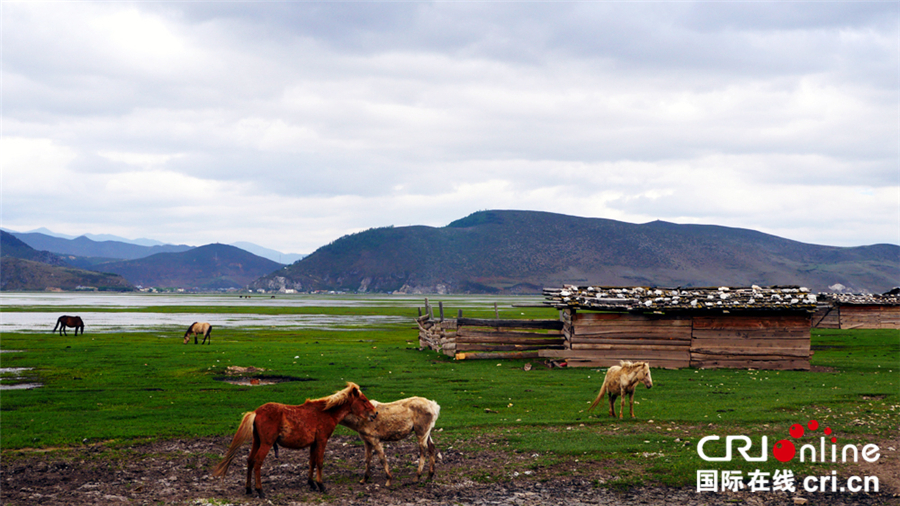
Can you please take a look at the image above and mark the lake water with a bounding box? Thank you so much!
[0,293,545,333]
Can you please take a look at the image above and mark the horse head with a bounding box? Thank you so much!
[349,385,378,422]
[641,362,653,389]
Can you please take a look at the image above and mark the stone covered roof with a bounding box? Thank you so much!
[543,285,818,313]
[819,292,900,306]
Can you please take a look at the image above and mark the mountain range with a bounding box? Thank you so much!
[3,211,897,293]
[252,210,899,294]
[3,229,305,264]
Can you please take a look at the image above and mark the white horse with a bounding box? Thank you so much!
[340,396,441,486]
[183,322,212,344]
[589,361,653,418]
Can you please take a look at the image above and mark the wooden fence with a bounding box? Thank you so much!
[417,312,564,360]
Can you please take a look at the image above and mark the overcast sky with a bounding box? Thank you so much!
[2,1,898,254]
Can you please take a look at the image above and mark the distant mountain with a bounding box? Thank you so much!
[230,242,306,264]
[0,231,133,291]
[83,234,166,246]
[100,243,285,289]
[250,210,900,294]
[8,231,193,260]
[0,231,65,266]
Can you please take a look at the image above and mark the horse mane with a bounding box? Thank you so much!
[309,382,361,410]
[619,360,649,372]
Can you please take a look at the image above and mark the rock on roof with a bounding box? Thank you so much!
[543,285,818,313]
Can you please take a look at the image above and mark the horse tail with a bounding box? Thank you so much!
[426,400,442,460]
[206,324,213,338]
[589,380,609,411]
[212,411,256,477]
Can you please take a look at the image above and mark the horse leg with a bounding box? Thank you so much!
[620,394,627,419]
[416,434,429,483]
[608,394,617,417]
[372,439,391,487]
[427,435,437,480]
[629,390,636,418]
[245,438,260,495]
[309,441,327,492]
[360,438,373,484]
[251,443,271,498]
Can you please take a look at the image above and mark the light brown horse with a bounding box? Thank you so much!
[212,382,377,497]
[589,361,653,418]
[340,396,441,486]
[183,322,212,344]
[53,315,84,336]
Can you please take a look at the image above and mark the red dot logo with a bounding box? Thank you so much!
[808,419,819,431]
[773,439,796,462]
[789,423,805,438]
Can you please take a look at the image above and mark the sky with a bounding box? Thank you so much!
[2,1,898,255]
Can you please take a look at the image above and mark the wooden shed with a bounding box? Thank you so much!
[813,292,900,330]
[542,285,817,370]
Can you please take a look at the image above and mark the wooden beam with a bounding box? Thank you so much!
[457,318,564,330]
[455,351,543,360]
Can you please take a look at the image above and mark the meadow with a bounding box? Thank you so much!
[1,295,897,490]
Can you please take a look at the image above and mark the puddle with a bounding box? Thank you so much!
[214,375,316,386]
[1,383,42,390]
[0,366,41,390]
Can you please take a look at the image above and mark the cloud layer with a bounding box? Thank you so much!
[3,2,897,253]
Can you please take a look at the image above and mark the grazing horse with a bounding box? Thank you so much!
[212,382,378,497]
[53,316,84,336]
[589,361,653,418]
[183,322,212,344]
[340,396,441,486]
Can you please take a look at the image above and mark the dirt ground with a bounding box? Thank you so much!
[2,434,898,506]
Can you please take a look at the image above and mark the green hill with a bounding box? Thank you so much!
[101,243,284,290]
[250,210,899,294]
[0,232,134,291]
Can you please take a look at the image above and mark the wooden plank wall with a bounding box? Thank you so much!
[540,310,811,370]
[690,314,811,370]
[839,305,900,329]
[812,304,840,329]
[541,312,692,369]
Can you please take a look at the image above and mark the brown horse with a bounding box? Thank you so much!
[183,322,212,344]
[53,315,84,336]
[340,396,441,486]
[212,382,377,497]
[589,360,653,418]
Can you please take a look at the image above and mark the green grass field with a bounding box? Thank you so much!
[1,298,897,488]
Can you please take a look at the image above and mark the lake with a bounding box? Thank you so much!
[0,292,545,332]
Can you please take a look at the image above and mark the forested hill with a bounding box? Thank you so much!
[0,231,134,291]
[100,243,284,290]
[250,210,899,294]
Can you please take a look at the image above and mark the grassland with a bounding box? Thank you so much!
[1,297,897,489]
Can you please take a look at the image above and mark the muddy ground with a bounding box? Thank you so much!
[2,434,898,506]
